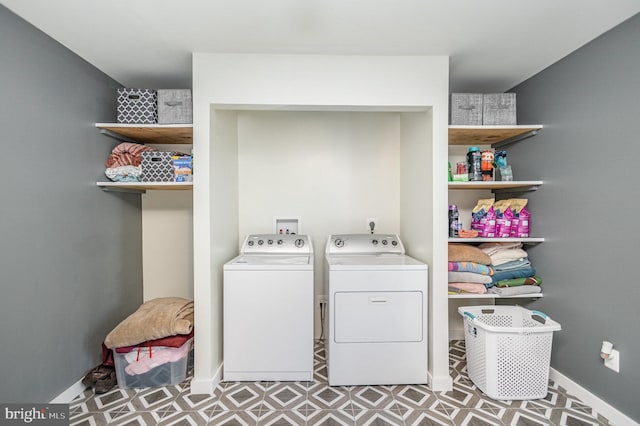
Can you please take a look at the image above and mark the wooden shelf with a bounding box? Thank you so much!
[448,181,543,191]
[448,125,543,147]
[448,237,544,244]
[96,181,193,193]
[448,293,543,299]
[95,123,193,144]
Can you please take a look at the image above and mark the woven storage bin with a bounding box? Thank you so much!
[117,88,158,124]
[458,305,561,400]
[450,93,483,125]
[483,93,516,125]
[141,151,174,182]
[157,89,192,124]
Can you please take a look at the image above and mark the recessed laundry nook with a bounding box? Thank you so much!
[189,54,450,394]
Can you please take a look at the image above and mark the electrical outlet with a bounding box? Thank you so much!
[316,295,327,307]
[367,218,378,233]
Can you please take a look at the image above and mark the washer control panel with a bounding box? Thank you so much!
[326,234,405,255]
[242,234,312,254]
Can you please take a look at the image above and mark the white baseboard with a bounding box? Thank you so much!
[549,368,638,426]
[191,363,223,394]
[50,378,86,404]
[429,371,453,392]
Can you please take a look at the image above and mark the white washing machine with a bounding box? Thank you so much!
[324,234,428,386]
[223,234,313,381]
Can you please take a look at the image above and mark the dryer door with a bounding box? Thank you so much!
[334,291,423,343]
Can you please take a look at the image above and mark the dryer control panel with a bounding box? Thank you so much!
[241,234,313,255]
[325,234,405,255]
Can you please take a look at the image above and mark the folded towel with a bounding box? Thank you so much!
[448,282,487,294]
[495,276,542,288]
[105,297,194,349]
[448,271,493,284]
[487,285,542,297]
[493,258,531,272]
[478,241,523,255]
[448,244,492,265]
[490,248,529,266]
[491,267,536,285]
[448,261,493,275]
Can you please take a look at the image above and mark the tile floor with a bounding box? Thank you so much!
[70,340,611,425]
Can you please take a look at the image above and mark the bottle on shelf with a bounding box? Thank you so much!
[448,205,459,238]
[467,146,482,181]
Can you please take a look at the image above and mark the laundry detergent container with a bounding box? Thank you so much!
[113,338,193,389]
[458,306,561,400]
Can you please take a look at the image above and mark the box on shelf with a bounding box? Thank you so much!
[483,93,516,125]
[113,338,193,389]
[450,93,483,125]
[172,155,193,182]
[157,89,193,124]
[117,88,158,124]
[458,305,561,400]
[141,151,174,182]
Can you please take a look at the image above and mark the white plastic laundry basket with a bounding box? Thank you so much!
[458,305,561,400]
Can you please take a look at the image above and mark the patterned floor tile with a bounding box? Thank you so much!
[307,383,351,410]
[69,410,128,426]
[158,410,211,426]
[217,382,267,411]
[401,409,455,426]
[393,385,439,410]
[108,410,166,425]
[263,383,308,410]
[307,410,356,426]
[209,409,261,425]
[163,383,224,414]
[545,409,607,426]
[353,409,404,426]
[496,409,553,426]
[446,408,505,426]
[70,387,137,414]
[258,410,307,425]
[121,386,182,412]
[350,386,396,410]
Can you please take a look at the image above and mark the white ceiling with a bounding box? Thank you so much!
[2,0,639,92]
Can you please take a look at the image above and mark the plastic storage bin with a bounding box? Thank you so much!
[458,306,561,400]
[113,338,192,389]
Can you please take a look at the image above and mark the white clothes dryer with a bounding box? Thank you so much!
[324,234,428,386]
[223,234,313,381]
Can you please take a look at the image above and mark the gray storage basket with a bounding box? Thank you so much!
[141,151,175,182]
[450,93,483,125]
[157,89,192,124]
[117,88,158,124]
[483,93,516,125]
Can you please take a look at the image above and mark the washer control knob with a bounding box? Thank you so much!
[294,238,305,248]
[382,240,388,245]
[248,240,254,246]
[391,240,398,246]
[267,239,273,245]
[371,239,378,245]
[277,239,283,245]
[258,239,264,245]
[335,239,344,248]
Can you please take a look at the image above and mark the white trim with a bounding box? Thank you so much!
[428,371,453,392]
[549,368,638,426]
[50,378,85,403]
[191,362,223,394]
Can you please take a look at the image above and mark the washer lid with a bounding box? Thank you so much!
[224,254,313,270]
[326,254,428,270]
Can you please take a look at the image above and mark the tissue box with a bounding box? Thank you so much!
[483,93,516,125]
[450,93,483,125]
[113,338,192,389]
[117,88,158,124]
[172,155,193,182]
[157,89,192,124]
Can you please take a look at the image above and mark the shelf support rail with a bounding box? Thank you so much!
[99,128,142,144]
[492,129,540,149]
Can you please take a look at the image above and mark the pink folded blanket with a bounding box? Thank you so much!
[105,142,154,168]
[448,261,493,275]
[448,282,487,294]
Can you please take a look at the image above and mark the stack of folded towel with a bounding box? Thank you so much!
[104,297,195,387]
[104,142,154,182]
[479,242,542,296]
[448,244,494,295]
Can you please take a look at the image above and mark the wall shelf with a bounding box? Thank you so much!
[448,293,543,299]
[96,181,193,193]
[95,123,193,144]
[448,125,543,148]
[448,237,545,244]
[448,181,543,192]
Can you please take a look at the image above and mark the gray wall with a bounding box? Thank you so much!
[508,13,640,422]
[0,5,143,402]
